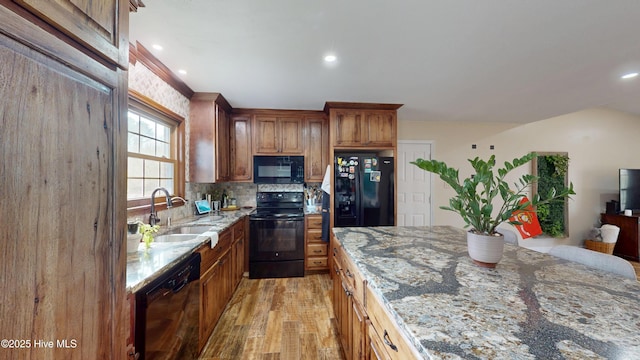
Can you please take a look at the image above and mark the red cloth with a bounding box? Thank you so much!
[509,197,543,239]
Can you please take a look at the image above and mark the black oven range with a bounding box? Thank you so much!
[249,191,305,278]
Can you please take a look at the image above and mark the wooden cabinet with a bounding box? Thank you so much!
[332,235,419,360]
[600,213,640,261]
[305,214,329,272]
[231,218,247,288]
[230,114,253,181]
[365,286,416,360]
[305,116,329,181]
[332,236,367,360]
[189,93,233,182]
[1,2,128,359]
[325,102,402,149]
[198,227,233,350]
[197,217,248,351]
[253,115,304,154]
[11,0,128,67]
[200,249,231,350]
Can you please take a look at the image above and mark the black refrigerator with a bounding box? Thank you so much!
[334,154,394,227]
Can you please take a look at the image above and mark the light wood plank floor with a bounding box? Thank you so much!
[630,260,640,280]
[199,274,344,360]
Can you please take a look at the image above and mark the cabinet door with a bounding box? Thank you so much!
[279,117,304,154]
[13,0,126,67]
[232,221,246,288]
[305,117,329,181]
[1,25,126,358]
[332,110,362,147]
[253,116,279,153]
[339,276,353,358]
[199,250,231,350]
[215,106,231,181]
[230,115,252,181]
[189,99,216,183]
[352,299,367,360]
[362,111,395,147]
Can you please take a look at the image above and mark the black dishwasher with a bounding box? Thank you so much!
[135,253,201,360]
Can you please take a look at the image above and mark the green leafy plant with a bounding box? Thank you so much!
[536,154,570,237]
[411,152,575,235]
[137,222,160,249]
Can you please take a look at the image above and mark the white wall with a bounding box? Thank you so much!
[399,107,640,245]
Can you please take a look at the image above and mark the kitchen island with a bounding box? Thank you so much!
[332,226,640,359]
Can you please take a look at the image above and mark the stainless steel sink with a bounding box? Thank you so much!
[193,215,225,224]
[154,234,200,243]
[165,225,213,235]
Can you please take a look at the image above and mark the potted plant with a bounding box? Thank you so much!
[411,152,575,268]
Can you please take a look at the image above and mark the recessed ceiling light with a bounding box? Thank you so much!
[152,44,163,51]
[178,69,187,75]
[621,72,638,79]
[324,54,337,63]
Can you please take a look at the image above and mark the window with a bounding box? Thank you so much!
[127,90,185,214]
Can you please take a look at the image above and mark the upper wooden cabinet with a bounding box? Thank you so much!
[189,93,233,182]
[326,102,402,149]
[11,0,128,68]
[230,114,252,181]
[305,116,329,182]
[253,115,304,154]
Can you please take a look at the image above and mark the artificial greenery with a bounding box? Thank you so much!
[411,152,575,235]
[137,222,160,249]
[536,154,570,237]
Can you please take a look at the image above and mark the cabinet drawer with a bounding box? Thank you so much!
[366,287,418,360]
[198,229,232,275]
[307,243,328,257]
[306,215,323,229]
[340,248,366,304]
[306,257,328,269]
[307,228,323,243]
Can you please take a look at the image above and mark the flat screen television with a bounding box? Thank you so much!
[619,168,640,212]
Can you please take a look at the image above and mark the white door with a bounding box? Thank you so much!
[397,141,432,226]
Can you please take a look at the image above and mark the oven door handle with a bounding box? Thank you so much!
[250,216,305,221]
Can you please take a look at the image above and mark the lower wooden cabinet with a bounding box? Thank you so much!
[332,235,418,360]
[199,249,231,350]
[231,218,246,288]
[306,214,329,272]
[197,216,247,352]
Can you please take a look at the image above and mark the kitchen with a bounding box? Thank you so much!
[126,38,401,358]
[3,1,640,360]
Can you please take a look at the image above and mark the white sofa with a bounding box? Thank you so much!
[496,222,570,253]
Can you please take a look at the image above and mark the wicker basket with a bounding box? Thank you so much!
[584,239,615,254]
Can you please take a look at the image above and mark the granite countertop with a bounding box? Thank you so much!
[332,226,640,360]
[126,208,253,293]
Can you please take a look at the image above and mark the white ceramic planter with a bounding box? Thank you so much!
[467,231,504,268]
[127,233,142,253]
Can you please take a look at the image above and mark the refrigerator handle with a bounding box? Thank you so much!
[356,161,364,226]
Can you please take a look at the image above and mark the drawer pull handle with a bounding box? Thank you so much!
[341,282,351,297]
[313,250,322,253]
[383,330,398,352]
[346,269,354,278]
[313,261,322,265]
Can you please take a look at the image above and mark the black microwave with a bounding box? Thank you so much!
[253,156,304,184]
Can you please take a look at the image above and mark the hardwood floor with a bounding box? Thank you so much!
[199,274,344,360]
[630,260,640,280]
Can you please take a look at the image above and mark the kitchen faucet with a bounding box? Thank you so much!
[149,187,172,226]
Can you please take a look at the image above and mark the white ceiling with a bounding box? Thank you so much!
[129,0,640,123]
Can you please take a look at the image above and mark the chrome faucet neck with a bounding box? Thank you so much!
[150,187,172,225]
